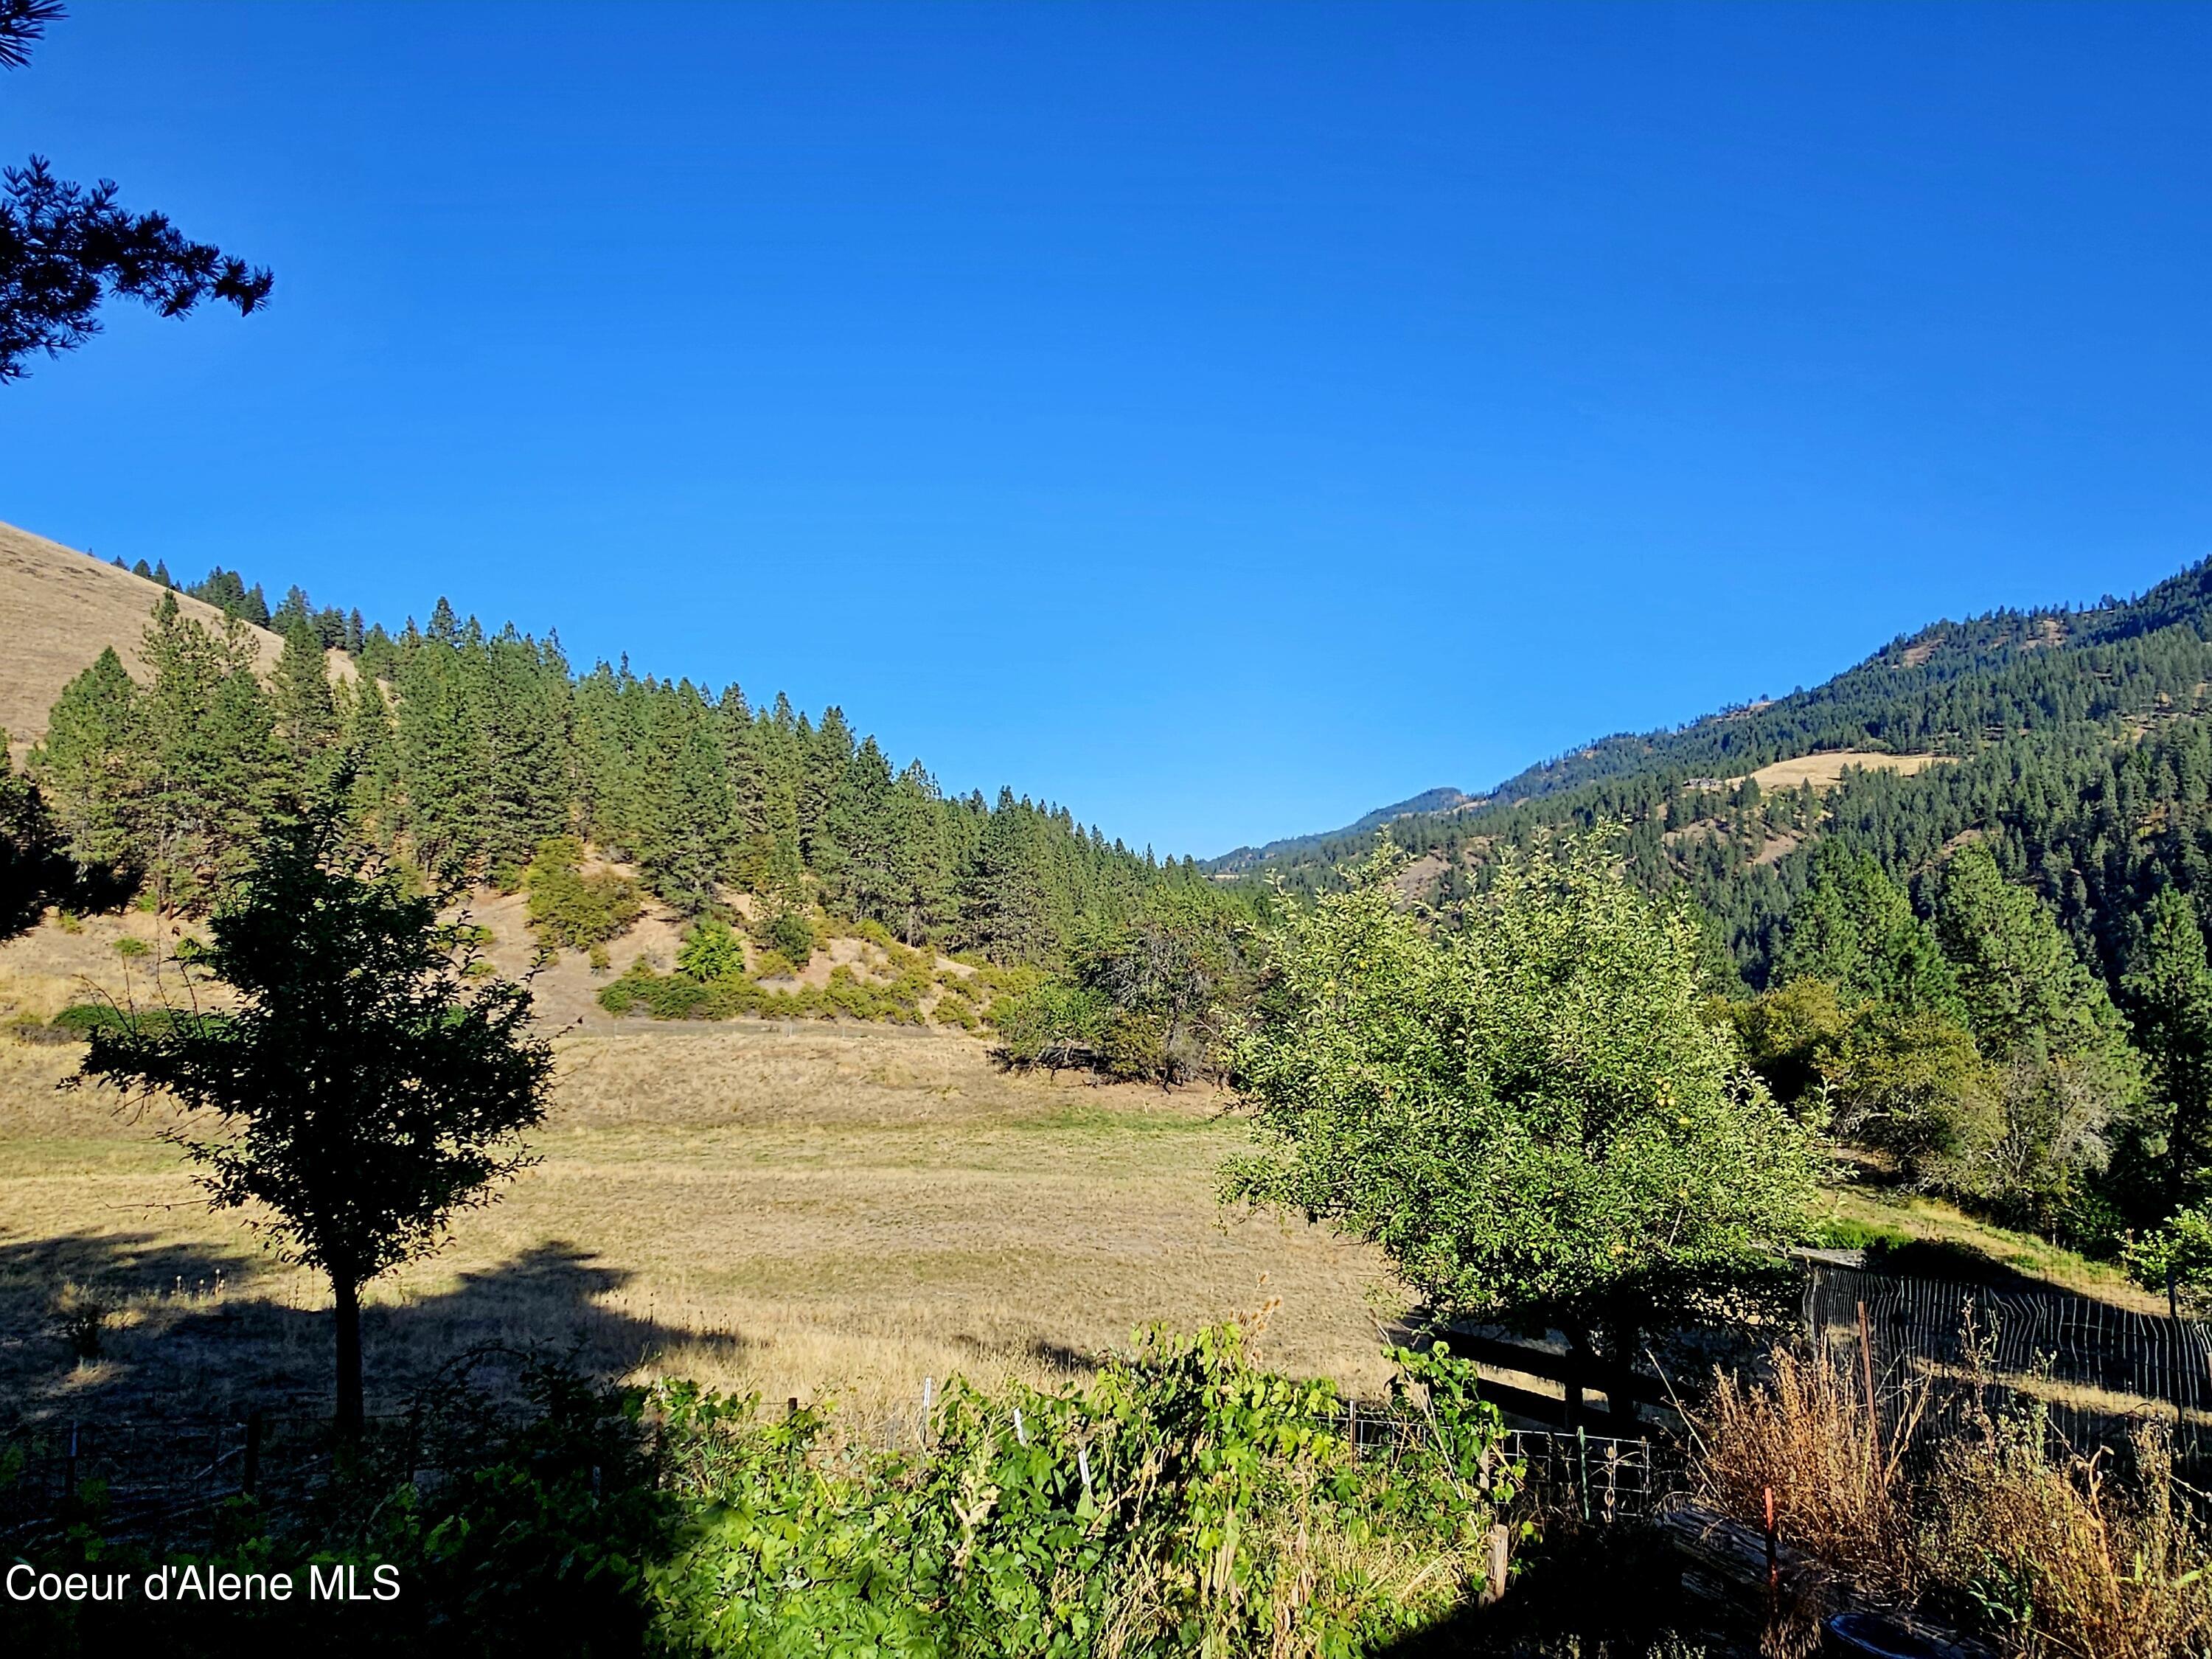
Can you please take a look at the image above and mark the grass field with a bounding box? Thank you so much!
[0,1020,1399,1431]
[1734,751,1947,793]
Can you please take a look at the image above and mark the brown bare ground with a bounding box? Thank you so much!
[0,1019,1399,1430]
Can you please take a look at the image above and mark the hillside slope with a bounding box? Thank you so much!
[1210,786,1481,874]
[1233,555,2212,990]
[0,520,288,750]
[1224,560,2212,881]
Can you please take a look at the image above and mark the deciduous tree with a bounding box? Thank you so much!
[74,815,553,1438]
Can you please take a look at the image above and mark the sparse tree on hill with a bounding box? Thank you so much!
[74,813,554,1439]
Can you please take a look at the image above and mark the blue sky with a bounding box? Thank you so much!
[5,3,2211,857]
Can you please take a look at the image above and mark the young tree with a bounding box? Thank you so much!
[1226,837,1821,1419]
[74,815,554,1438]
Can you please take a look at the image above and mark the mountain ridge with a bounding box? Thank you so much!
[1212,560,2212,882]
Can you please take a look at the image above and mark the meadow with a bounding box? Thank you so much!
[0,1018,1398,1432]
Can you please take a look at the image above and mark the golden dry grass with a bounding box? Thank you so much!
[0,518,354,759]
[0,1020,1401,1430]
[1733,752,1947,794]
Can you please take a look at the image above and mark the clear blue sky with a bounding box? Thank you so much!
[6,3,2211,857]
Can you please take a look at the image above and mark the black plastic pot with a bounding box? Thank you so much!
[1824,1610,1960,1659]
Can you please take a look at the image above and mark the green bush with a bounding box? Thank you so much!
[10,1333,1519,1658]
[993,979,1107,1069]
[525,837,643,951]
[652,1326,1517,1657]
[676,917,744,982]
[759,906,817,967]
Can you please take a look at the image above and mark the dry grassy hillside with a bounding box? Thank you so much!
[0,519,296,754]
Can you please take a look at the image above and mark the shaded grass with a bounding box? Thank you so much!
[1822,1185,2165,1313]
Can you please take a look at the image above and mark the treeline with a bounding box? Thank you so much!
[1458,557,2212,816]
[4,588,1218,970]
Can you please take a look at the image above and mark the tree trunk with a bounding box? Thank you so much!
[333,1276,364,1443]
[1564,1328,1590,1427]
[1607,1304,1641,1427]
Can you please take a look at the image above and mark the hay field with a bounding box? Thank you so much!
[0,1020,1400,1430]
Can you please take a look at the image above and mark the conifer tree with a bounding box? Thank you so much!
[2122,887,2212,1228]
[272,616,341,782]
[827,736,898,924]
[395,634,490,885]
[963,789,1058,964]
[1776,844,1960,1013]
[32,645,145,876]
[136,595,280,912]
[342,676,403,844]
[636,691,734,914]
[799,706,853,878]
[478,631,573,877]
[0,731,63,936]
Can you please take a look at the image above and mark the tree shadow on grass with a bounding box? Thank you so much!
[0,1230,731,1430]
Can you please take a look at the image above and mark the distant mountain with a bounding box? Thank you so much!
[1212,555,2212,990]
[1209,786,1481,874]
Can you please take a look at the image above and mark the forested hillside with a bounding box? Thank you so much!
[0,545,1217,970]
[1243,557,2212,989]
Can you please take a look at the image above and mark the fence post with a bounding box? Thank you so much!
[1856,1299,1877,1441]
[243,1410,264,1497]
[1482,1523,1510,1605]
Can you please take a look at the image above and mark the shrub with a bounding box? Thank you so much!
[525,837,642,952]
[676,917,744,982]
[113,936,150,959]
[993,979,1107,1069]
[652,1324,1518,1658]
[757,905,816,967]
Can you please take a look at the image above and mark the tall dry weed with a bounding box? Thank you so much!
[1922,1411,2212,1659]
[1698,1345,2212,1658]
[1699,1344,1923,1594]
